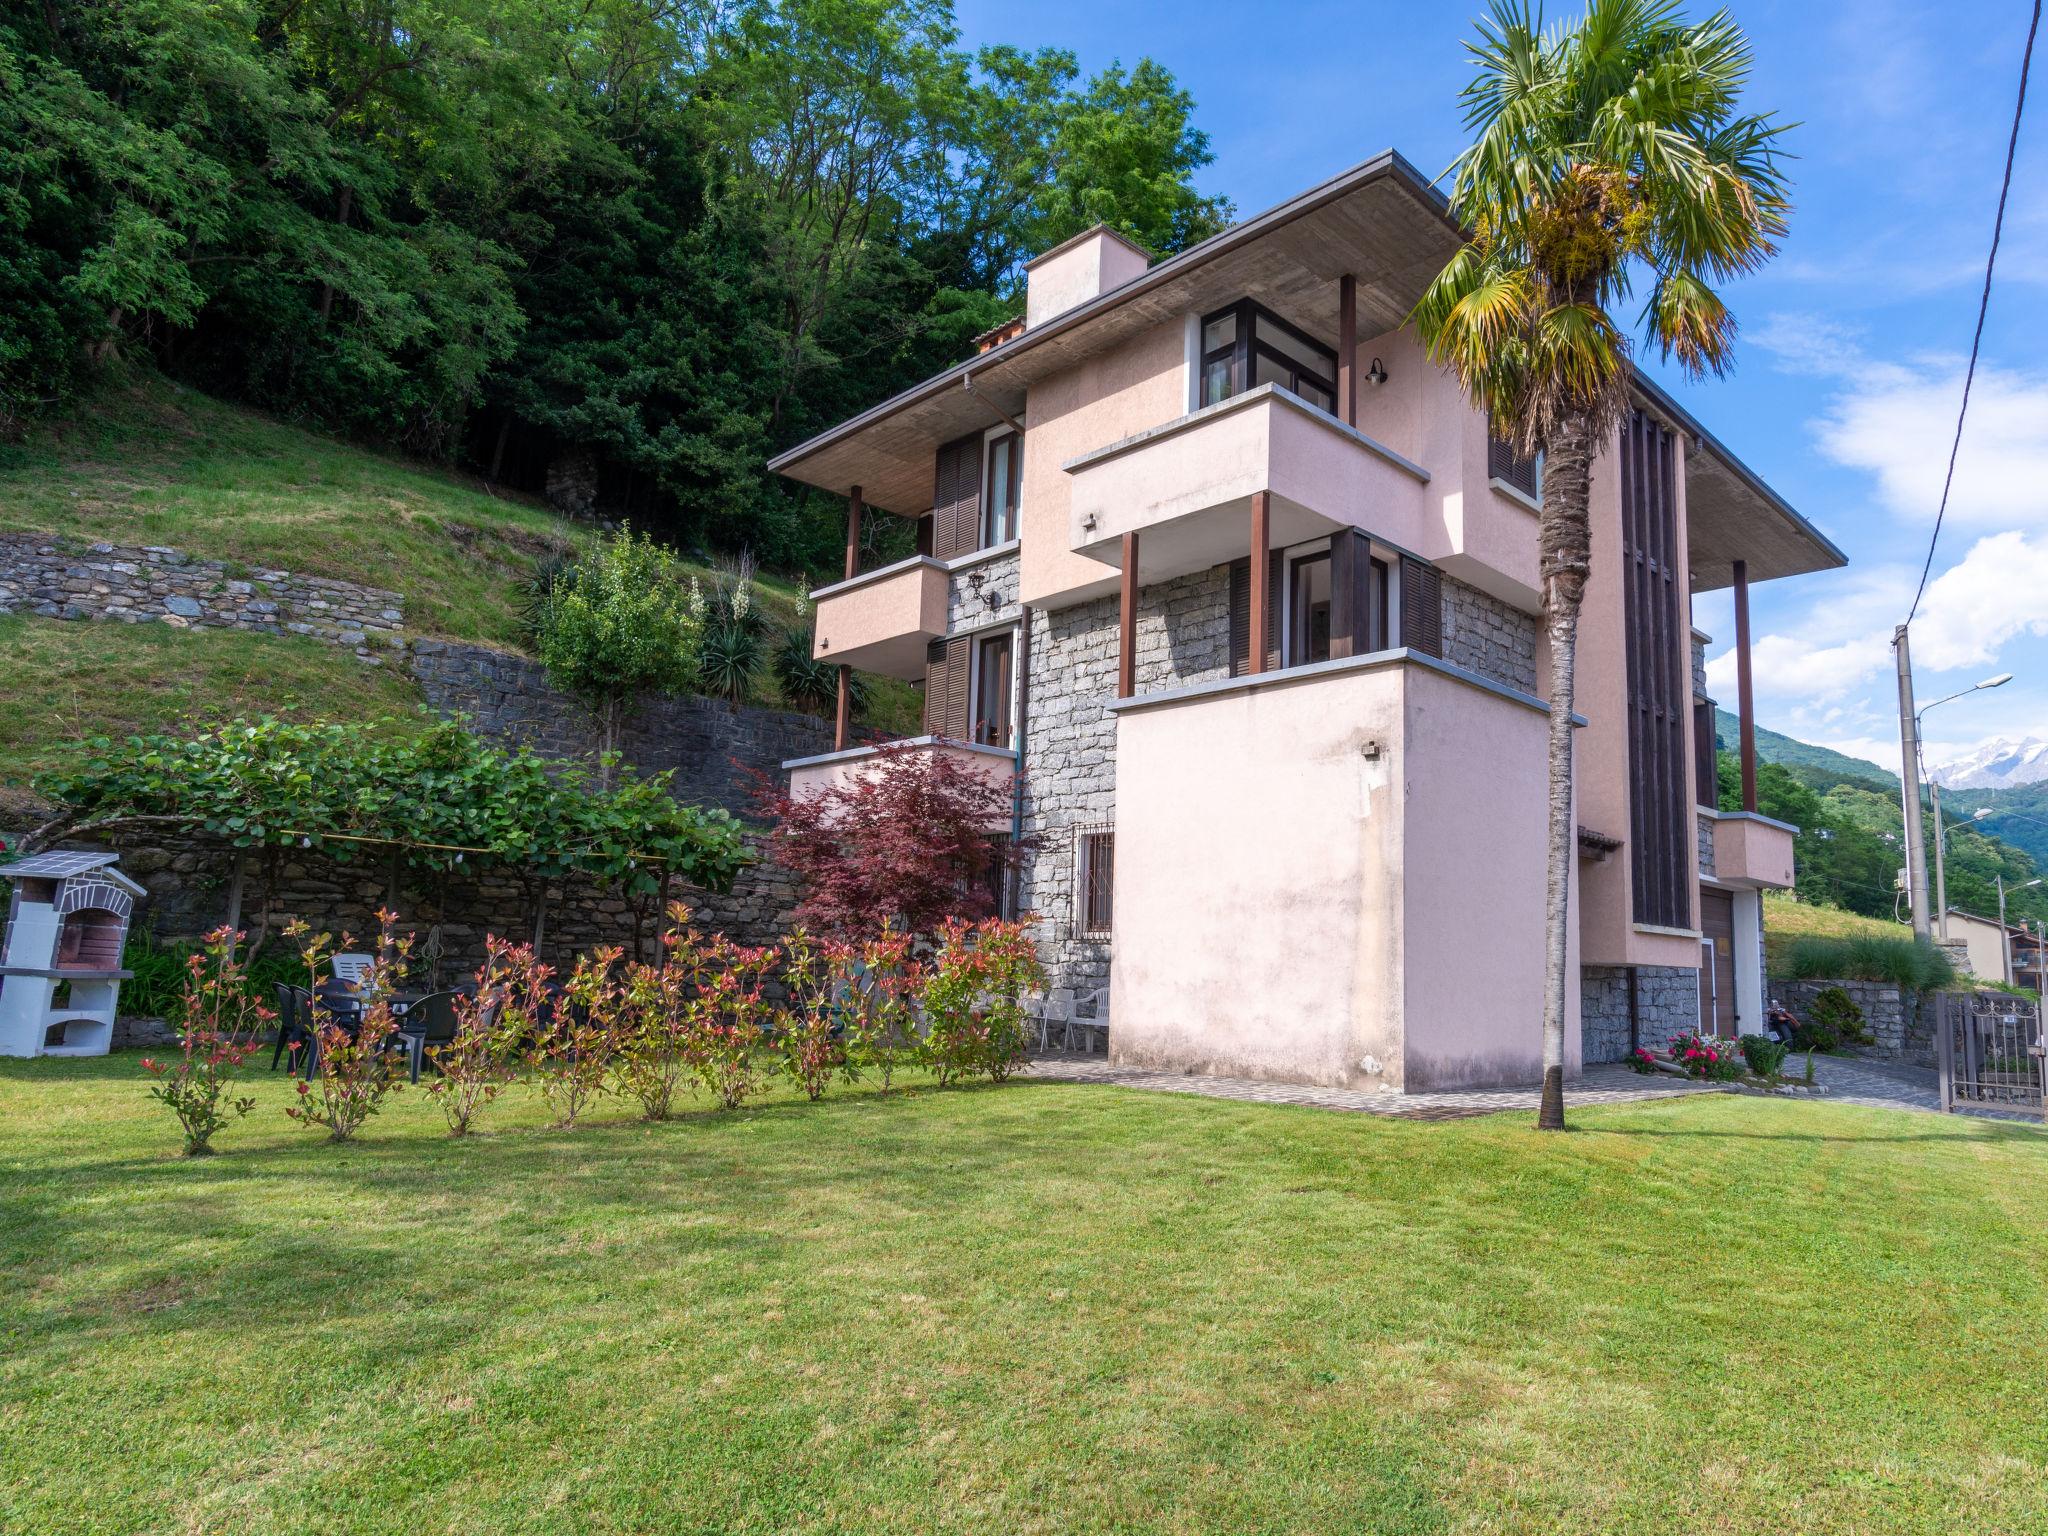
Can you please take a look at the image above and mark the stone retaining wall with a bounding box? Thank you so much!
[1581,963,1702,1063]
[0,535,405,661]
[1772,977,1933,1068]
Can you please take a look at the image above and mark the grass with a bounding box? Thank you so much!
[0,380,584,647]
[1762,892,1914,970]
[4,1057,2046,1534]
[0,379,926,750]
[0,612,422,793]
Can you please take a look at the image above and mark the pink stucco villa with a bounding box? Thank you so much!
[772,151,1843,1092]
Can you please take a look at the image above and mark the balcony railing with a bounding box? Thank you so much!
[808,555,949,680]
[1061,383,1431,584]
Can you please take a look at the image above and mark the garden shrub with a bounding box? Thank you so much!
[920,918,1047,1085]
[774,930,851,1102]
[616,906,701,1121]
[1738,1032,1788,1078]
[839,929,920,1093]
[1781,933,1954,990]
[1805,985,1870,1048]
[528,945,625,1128]
[123,930,303,1021]
[687,937,776,1110]
[1665,1028,1743,1081]
[142,926,270,1155]
[284,913,410,1143]
[424,937,535,1136]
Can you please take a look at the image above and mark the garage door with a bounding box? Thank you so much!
[1698,889,1737,1039]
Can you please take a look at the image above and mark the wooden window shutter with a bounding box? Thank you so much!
[1327,529,1371,659]
[1227,554,1285,676]
[930,434,983,559]
[923,636,971,739]
[1399,558,1442,657]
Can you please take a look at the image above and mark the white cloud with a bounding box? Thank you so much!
[1751,313,2048,530]
[1706,532,2048,721]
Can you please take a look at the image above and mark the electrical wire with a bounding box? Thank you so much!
[1905,0,2040,624]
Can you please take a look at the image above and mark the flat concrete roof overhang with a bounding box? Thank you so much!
[768,149,1846,589]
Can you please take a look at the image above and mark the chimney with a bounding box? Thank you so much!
[1023,225,1152,329]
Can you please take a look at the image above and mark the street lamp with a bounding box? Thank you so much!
[1999,875,2043,985]
[1917,673,2015,939]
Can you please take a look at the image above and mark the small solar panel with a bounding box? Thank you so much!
[0,851,121,879]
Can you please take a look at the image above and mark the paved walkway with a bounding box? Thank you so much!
[1025,1050,2047,1125]
[1022,1057,1722,1121]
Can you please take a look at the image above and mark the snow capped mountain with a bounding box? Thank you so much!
[1928,738,2048,790]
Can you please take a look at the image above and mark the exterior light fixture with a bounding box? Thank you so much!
[1366,357,1388,387]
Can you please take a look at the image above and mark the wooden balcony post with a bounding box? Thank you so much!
[1117,532,1139,699]
[1338,273,1357,427]
[1248,490,1270,674]
[845,485,863,581]
[834,664,851,752]
[1733,557,1756,813]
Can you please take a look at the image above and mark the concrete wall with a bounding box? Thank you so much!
[1105,654,1570,1091]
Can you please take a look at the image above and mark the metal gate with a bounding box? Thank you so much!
[1937,991,2047,1117]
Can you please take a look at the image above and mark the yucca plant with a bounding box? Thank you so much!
[1413,0,1790,1130]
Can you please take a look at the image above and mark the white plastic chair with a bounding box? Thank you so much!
[1067,989,1110,1055]
[330,953,377,989]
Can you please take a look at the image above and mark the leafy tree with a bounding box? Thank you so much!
[755,744,1021,939]
[1415,0,1790,1129]
[532,529,705,777]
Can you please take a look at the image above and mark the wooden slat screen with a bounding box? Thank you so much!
[1622,409,1692,929]
[1398,557,1442,657]
[1227,553,1284,676]
[1327,529,1371,658]
[930,434,983,559]
[923,635,971,739]
[1693,698,1719,809]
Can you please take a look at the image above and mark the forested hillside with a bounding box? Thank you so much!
[1710,713,2048,930]
[1,1,1229,576]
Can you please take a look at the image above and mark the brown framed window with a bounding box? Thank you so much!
[981,431,1021,547]
[972,630,1014,749]
[1487,411,1543,499]
[1287,549,1332,667]
[1199,300,1338,415]
[1076,827,1115,938]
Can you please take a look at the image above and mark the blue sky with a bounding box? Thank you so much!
[956,0,2048,776]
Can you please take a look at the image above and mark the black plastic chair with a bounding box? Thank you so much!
[398,990,460,1083]
[270,983,314,1071]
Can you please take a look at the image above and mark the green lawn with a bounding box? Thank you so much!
[1763,891,1917,970]
[3,1057,2044,1534]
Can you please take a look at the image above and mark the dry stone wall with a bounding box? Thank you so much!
[1581,964,1703,1063]
[1441,577,1539,695]
[0,535,405,661]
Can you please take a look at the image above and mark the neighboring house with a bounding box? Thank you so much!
[773,152,1843,1092]
[1947,908,2031,985]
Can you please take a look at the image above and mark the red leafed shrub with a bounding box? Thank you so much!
[774,929,851,1102]
[142,925,270,1156]
[687,936,776,1110]
[919,917,1046,1085]
[754,745,1024,940]
[833,928,922,1094]
[425,937,536,1136]
[285,911,410,1143]
[617,903,704,1121]
[529,945,625,1128]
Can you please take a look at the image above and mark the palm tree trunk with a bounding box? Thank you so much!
[1535,413,1597,1131]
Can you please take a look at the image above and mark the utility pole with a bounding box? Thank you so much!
[1895,624,1932,937]
[1931,780,1950,939]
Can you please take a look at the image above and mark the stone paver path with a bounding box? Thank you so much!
[1027,1050,2048,1125]
[1023,1057,1721,1121]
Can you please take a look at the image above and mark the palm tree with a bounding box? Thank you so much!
[1414,0,1789,1130]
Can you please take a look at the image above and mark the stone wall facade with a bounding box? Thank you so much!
[946,546,1021,632]
[407,640,838,819]
[0,535,405,661]
[1441,577,1540,695]
[1019,566,1232,1011]
[1580,963,1703,1063]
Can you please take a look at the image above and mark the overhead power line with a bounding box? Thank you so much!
[1905,0,2041,624]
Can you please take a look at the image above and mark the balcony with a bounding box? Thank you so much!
[1709,810,1797,890]
[809,556,948,679]
[783,736,1017,815]
[1062,384,1431,583]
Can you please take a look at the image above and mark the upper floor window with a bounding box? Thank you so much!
[983,429,1021,547]
[1200,300,1338,416]
[1487,412,1543,500]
